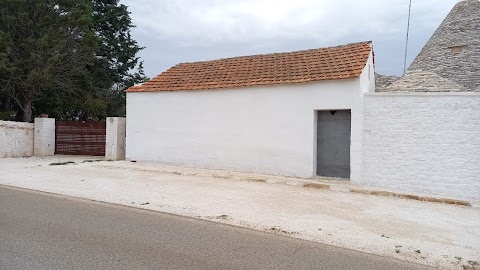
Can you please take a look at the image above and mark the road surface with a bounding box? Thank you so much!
[0,185,434,270]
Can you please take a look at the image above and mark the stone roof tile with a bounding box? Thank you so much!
[381,70,465,92]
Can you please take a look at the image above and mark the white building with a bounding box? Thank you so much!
[125,0,480,205]
[126,41,375,180]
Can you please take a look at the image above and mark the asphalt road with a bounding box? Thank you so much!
[0,186,434,270]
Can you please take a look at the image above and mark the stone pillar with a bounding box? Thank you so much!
[34,118,55,156]
[105,117,126,160]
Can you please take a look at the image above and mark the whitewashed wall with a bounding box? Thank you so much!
[0,120,34,158]
[361,93,480,203]
[126,66,375,179]
[352,51,375,182]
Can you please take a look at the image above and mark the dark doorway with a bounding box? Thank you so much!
[316,110,351,178]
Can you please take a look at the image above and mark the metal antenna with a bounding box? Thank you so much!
[403,0,412,74]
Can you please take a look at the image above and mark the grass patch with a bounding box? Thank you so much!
[49,161,75,166]
[50,159,114,165]
[81,159,105,163]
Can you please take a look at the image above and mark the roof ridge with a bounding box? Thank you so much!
[176,41,372,66]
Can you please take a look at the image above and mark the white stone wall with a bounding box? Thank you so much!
[351,51,376,182]
[0,120,34,158]
[361,93,480,203]
[127,77,374,178]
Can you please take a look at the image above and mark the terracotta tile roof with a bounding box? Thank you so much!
[127,41,372,92]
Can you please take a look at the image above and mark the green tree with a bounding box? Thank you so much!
[0,0,146,122]
[0,0,97,122]
[0,93,15,120]
[34,0,147,120]
[91,0,146,92]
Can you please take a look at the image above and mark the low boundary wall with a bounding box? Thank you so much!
[0,121,34,158]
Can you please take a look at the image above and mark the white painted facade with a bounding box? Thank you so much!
[126,53,374,178]
[361,93,480,203]
[0,120,34,158]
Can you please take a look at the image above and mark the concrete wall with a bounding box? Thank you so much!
[106,117,126,160]
[34,118,55,156]
[361,93,480,203]
[0,120,34,158]
[127,54,374,178]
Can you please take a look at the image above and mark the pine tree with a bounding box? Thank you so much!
[0,0,146,121]
[0,0,97,122]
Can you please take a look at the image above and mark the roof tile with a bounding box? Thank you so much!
[127,41,372,92]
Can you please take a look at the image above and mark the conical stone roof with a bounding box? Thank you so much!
[385,0,480,92]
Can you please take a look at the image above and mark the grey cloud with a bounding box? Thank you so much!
[124,0,458,77]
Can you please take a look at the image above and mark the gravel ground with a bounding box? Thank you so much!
[0,156,478,270]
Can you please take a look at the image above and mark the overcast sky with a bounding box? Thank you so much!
[122,0,458,78]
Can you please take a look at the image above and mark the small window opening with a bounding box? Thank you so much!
[449,45,465,53]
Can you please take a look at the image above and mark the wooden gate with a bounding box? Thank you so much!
[55,121,106,156]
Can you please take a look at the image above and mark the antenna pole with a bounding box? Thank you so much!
[404,0,412,74]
